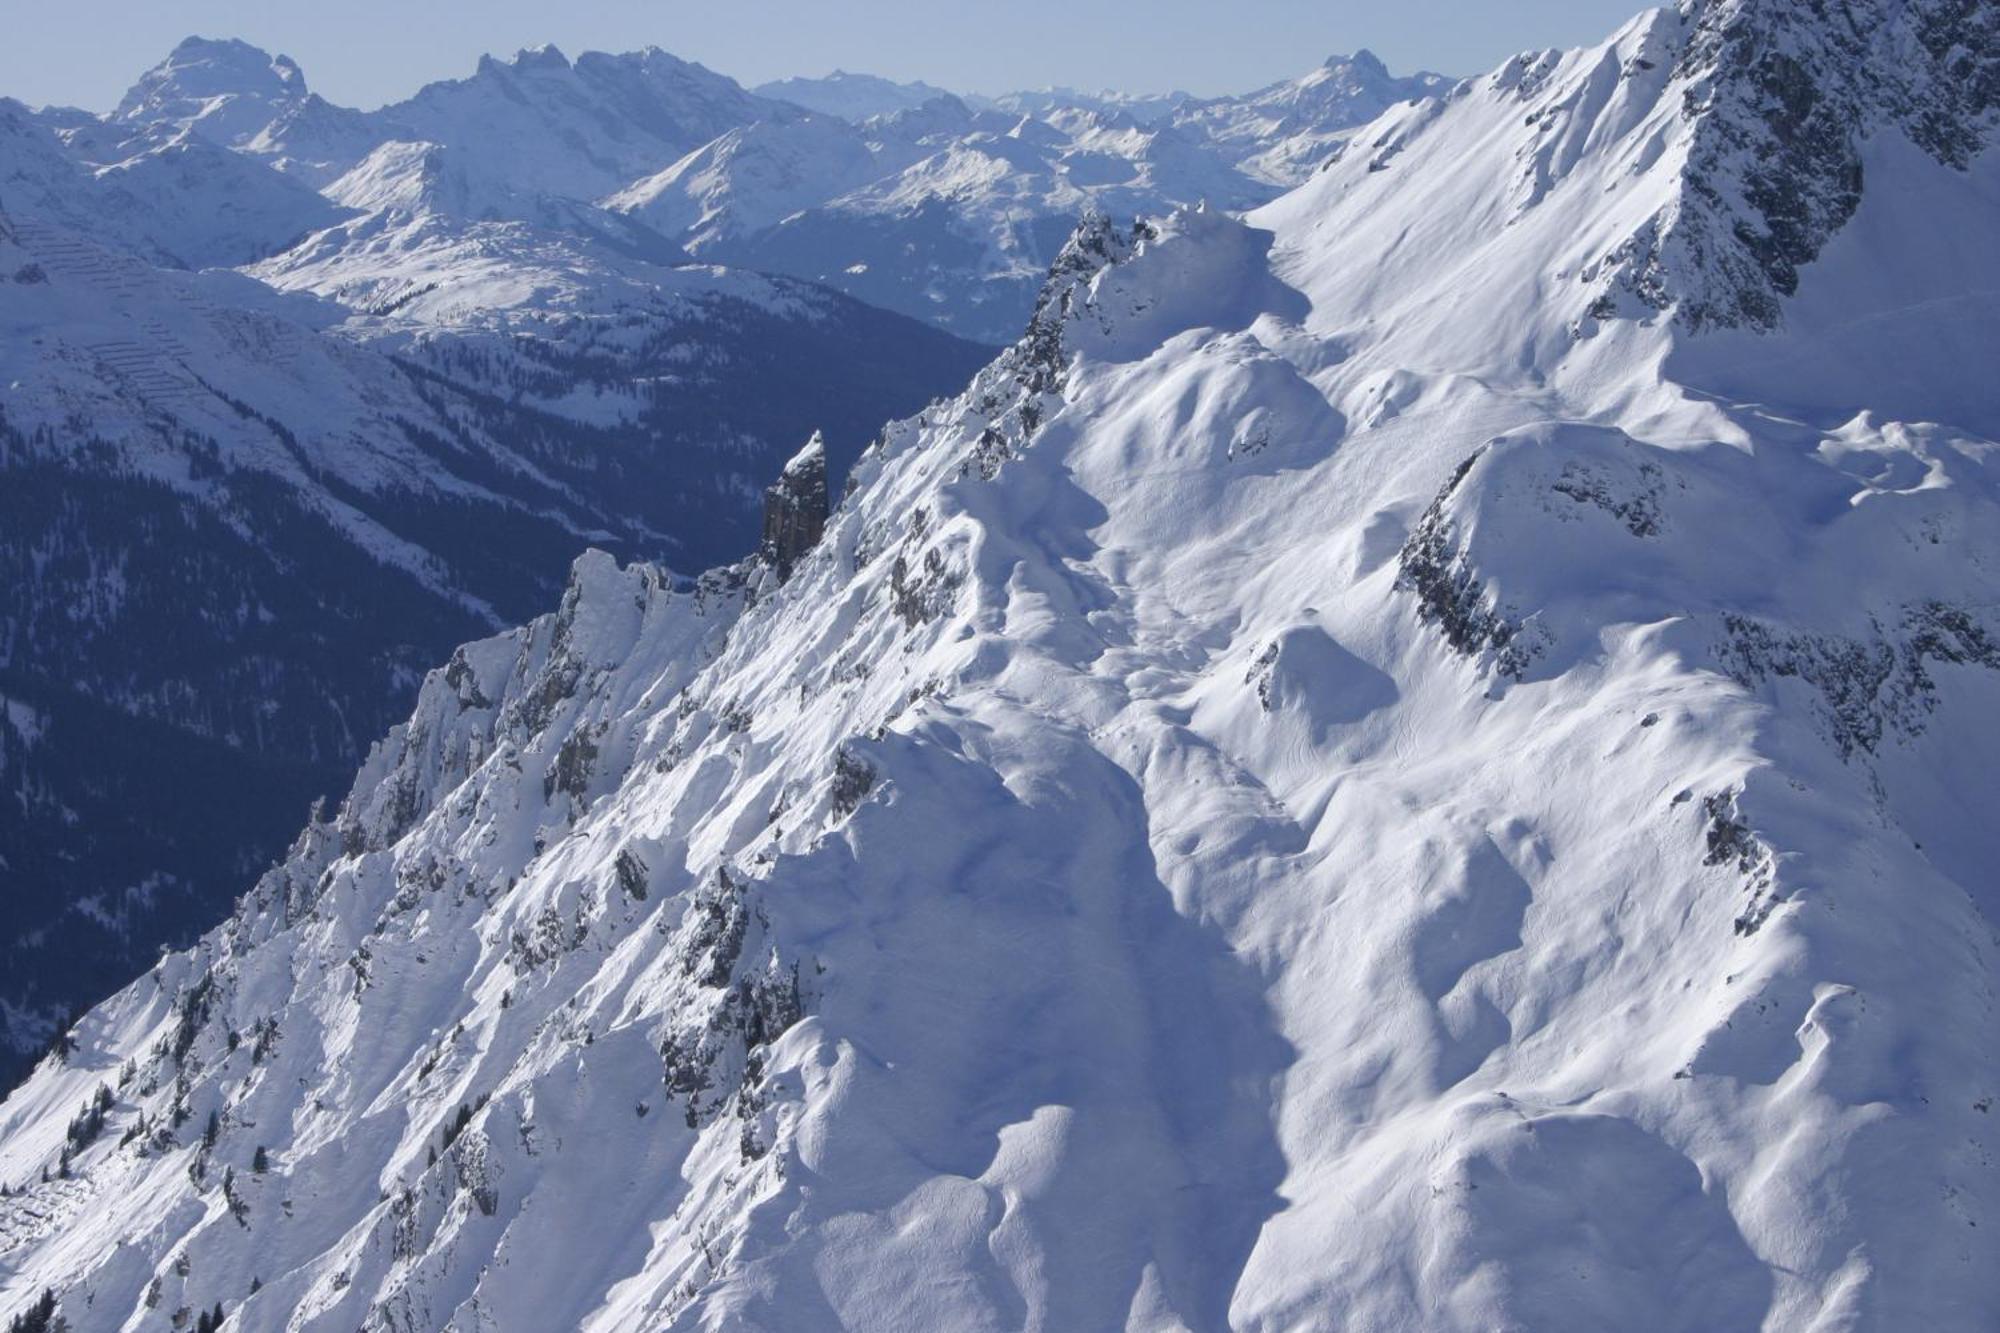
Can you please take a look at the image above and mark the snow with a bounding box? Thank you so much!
[3,3,1999,1329]
[71,33,1456,346]
[0,211,542,603]
[111,37,308,147]
[604,114,888,249]
[597,54,1448,342]
[0,695,43,747]
[1171,50,1451,187]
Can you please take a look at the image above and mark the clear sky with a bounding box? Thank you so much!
[3,0,1658,113]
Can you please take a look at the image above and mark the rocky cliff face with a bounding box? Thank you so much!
[1614,0,2000,328]
[759,434,830,580]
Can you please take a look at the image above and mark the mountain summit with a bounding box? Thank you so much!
[112,36,310,145]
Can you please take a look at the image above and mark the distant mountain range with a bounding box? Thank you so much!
[73,36,1448,342]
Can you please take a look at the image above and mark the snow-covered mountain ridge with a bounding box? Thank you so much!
[3,0,1998,1327]
[0,89,989,1088]
[75,35,1447,345]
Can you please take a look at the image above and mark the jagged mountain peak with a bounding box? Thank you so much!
[130,35,306,98]
[378,42,778,203]
[111,35,310,146]
[484,43,572,74]
[863,91,984,140]
[1169,46,1450,187]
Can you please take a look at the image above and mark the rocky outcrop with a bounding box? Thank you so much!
[758,432,830,580]
[1620,0,2000,329]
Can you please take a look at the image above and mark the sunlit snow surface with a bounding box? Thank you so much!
[3,4,1999,1330]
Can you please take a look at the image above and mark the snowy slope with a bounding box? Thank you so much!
[607,56,1451,342]
[4,2,1998,1328]
[0,100,341,271]
[61,122,351,269]
[247,138,989,543]
[604,112,890,250]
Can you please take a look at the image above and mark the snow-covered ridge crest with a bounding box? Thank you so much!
[5,4,2000,1327]
[0,215,1304,1327]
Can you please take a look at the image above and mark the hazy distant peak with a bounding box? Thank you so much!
[112,36,311,145]
[754,70,965,123]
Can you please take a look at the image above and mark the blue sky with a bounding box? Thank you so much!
[6,0,1656,111]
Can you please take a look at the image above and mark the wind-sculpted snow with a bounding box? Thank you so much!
[5,4,2000,1329]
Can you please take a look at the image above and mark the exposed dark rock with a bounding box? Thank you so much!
[759,432,830,580]
[1700,789,1780,936]
[1550,459,1666,536]
[1611,0,2000,329]
[829,748,877,820]
[1397,449,1542,679]
[1718,601,2000,759]
[614,847,650,902]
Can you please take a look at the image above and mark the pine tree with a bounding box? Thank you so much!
[5,1289,58,1333]
[252,1145,269,1174]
